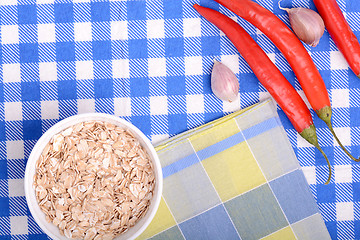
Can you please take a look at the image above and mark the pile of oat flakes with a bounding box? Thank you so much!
[34,121,155,240]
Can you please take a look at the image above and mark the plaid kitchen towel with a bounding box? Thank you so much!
[137,99,330,240]
[1,0,360,239]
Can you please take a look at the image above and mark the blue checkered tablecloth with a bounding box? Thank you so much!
[1,0,360,239]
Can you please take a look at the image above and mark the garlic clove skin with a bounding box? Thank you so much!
[211,61,239,102]
[285,7,325,47]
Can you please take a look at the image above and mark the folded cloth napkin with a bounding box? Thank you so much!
[137,99,330,240]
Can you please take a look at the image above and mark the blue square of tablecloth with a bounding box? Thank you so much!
[164,0,183,19]
[58,80,77,100]
[128,39,148,59]
[349,70,360,89]
[94,79,113,98]
[0,198,9,217]
[325,221,337,240]
[91,2,110,22]
[93,41,112,60]
[0,84,3,103]
[239,73,259,92]
[19,43,38,63]
[201,36,221,56]
[165,38,184,57]
[0,123,4,142]
[56,42,75,62]
[353,182,360,202]
[131,115,151,136]
[317,183,336,203]
[313,34,331,52]
[319,70,331,87]
[347,2,360,12]
[127,1,146,21]
[202,75,212,94]
[54,3,74,23]
[130,78,149,97]
[204,112,223,123]
[28,234,48,240]
[355,221,360,240]
[21,82,40,102]
[199,0,219,9]
[18,4,37,25]
[167,76,186,95]
[168,114,187,135]
[23,120,41,141]
[0,162,6,180]
[315,146,334,165]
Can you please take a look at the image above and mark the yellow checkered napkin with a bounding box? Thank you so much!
[138,99,330,240]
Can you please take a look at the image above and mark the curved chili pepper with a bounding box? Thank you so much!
[313,0,360,77]
[215,0,359,162]
[193,4,331,184]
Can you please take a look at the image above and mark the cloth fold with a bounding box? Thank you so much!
[138,99,330,240]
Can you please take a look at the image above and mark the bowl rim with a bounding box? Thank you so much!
[24,113,163,240]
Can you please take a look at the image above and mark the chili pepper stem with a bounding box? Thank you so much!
[300,124,331,184]
[316,106,360,162]
[315,144,332,185]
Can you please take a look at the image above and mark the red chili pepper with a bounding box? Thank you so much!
[193,4,331,183]
[215,0,359,161]
[313,0,360,77]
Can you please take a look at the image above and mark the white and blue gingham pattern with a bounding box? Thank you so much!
[1,0,360,239]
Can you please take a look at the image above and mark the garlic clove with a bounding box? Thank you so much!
[279,2,325,47]
[211,61,239,102]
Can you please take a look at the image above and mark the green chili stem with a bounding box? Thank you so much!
[326,121,360,162]
[315,144,332,185]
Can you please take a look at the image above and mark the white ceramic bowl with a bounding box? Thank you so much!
[24,113,163,240]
